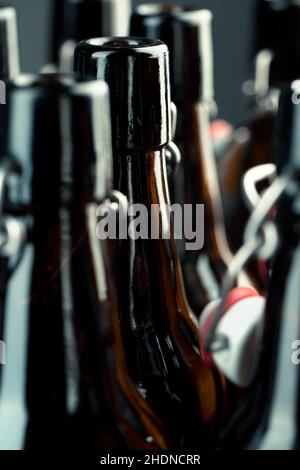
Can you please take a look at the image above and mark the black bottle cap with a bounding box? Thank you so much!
[130,5,214,103]
[52,0,132,63]
[74,37,171,150]
[1,74,112,207]
[275,81,300,175]
[0,5,20,80]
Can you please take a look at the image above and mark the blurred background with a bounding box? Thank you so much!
[7,0,256,124]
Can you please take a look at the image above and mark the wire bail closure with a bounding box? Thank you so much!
[204,168,294,354]
[166,102,181,178]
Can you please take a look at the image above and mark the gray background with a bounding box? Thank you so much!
[7,0,256,124]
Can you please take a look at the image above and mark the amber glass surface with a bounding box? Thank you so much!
[175,101,234,312]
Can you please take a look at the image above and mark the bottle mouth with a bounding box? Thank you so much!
[172,9,213,25]
[86,37,164,49]
[11,74,109,101]
[134,3,212,23]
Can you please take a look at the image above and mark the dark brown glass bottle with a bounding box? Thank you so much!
[75,37,227,448]
[51,0,132,71]
[219,0,290,266]
[130,6,239,314]
[0,74,168,450]
[220,112,276,263]
[217,81,300,450]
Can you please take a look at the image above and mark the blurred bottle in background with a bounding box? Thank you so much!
[131,5,246,314]
[219,0,291,289]
[217,81,300,450]
[51,0,132,71]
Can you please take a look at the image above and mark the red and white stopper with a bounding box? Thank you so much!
[198,287,266,387]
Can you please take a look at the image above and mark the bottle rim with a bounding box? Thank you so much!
[0,6,16,21]
[134,3,212,24]
[135,3,183,16]
[9,73,109,99]
[85,36,166,51]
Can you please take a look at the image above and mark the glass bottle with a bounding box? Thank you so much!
[51,0,132,71]
[219,0,290,267]
[130,6,242,313]
[0,73,168,450]
[75,37,228,448]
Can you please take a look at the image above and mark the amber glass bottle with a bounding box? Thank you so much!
[0,74,169,450]
[130,6,237,313]
[219,0,290,264]
[217,81,300,450]
[51,0,132,70]
[75,37,227,448]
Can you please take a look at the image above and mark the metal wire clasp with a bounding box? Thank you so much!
[166,103,181,178]
[0,161,26,272]
[204,168,294,353]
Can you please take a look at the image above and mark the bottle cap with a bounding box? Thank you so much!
[0,5,20,80]
[199,287,265,387]
[130,5,214,103]
[74,37,172,150]
[1,74,112,207]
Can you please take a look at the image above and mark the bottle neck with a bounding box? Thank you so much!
[174,100,233,267]
[113,147,202,339]
[113,148,170,328]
